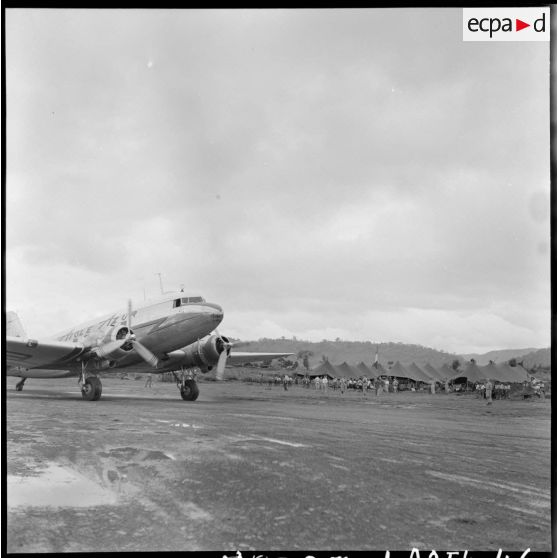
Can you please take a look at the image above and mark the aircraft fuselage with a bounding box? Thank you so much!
[46,292,224,371]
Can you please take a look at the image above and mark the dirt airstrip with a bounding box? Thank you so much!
[5,376,552,552]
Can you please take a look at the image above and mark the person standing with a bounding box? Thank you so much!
[145,372,152,388]
[283,374,289,391]
[485,378,493,404]
[361,377,368,397]
[392,378,399,393]
[430,379,436,395]
[340,377,346,394]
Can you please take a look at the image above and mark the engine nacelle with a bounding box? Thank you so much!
[94,326,134,361]
[177,334,229,373]
[94,359,118,370]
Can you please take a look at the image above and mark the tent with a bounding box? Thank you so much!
[298,360,336,379]
[335,362,361,379]
[407,362,435,383]
[480,362,530,383]
[423,362,445,381]
[387,361,414,380]
[349,364,366,379]
[479,363,504,382]
[357,361,380,379]
[500,363,530,383]
[439,363,457,380]
[454,361,486,383]
[371,362,388,377]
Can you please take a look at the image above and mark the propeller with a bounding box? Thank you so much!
[126,299,160,368]
[214,329,233,381]
[215,350,228,380]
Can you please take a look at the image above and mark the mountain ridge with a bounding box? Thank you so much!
[231,338,551,370]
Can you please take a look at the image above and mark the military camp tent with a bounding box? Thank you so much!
[423,362,445,381]
[439,363,457,379]
[371,362,388,377]
[406,362,434,383]
[297,359,336,379]
[349,364,366,378]
[501,363,530,382]
[335,362,361,379]
[454,360,486,383]
[358,361,381,379]
[480,362,530,383]
[388,361,413,380]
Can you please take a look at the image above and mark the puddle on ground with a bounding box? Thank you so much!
[98,447,173,461]
[8,463,118,509]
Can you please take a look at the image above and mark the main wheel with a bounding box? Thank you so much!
[180,379,199,401]
[82,377,102,401]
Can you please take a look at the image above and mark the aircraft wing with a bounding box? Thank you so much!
[227,352,294,364]
[6,336,86,369]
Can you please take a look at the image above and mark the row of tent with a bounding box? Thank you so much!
[296,359,531,384]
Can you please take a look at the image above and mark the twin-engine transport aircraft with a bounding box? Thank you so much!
[6,292,292,401]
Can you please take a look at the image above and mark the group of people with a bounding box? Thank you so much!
[261,374,294,388]
[474,381,511,400]
[248,372,546,402]
[297,375,449,395]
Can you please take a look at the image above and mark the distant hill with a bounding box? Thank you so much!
[518,348,551,369]
[230,338,459,369]
[460,347,549,367]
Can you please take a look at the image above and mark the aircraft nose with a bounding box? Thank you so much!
[205,302,224,323]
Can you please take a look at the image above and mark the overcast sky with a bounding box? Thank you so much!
[5,8,551,354]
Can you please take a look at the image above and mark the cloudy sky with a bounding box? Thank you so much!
[5,9,551,354]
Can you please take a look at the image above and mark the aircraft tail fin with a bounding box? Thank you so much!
[7,311,27,338]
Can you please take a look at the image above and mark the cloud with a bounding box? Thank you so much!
[5,9,550,353]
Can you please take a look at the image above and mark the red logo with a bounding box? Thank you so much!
[516,19,530,32]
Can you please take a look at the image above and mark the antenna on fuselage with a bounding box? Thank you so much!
[155,272,164,295]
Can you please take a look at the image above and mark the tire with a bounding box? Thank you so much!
[180,379,199,401]
[82,377,102,401]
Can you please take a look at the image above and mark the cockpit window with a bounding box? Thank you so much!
[173,299,181,308]
[181,297,204,304]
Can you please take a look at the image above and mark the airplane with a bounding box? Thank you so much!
[6,291,293,401]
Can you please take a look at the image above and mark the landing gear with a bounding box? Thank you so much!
[81,376,103,401]
[180,379,200,401]
[78,361,102,401]
[15,378,26,391]
[172,369,200,401]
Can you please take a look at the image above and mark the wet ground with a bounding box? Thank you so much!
[5,377,552,552]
